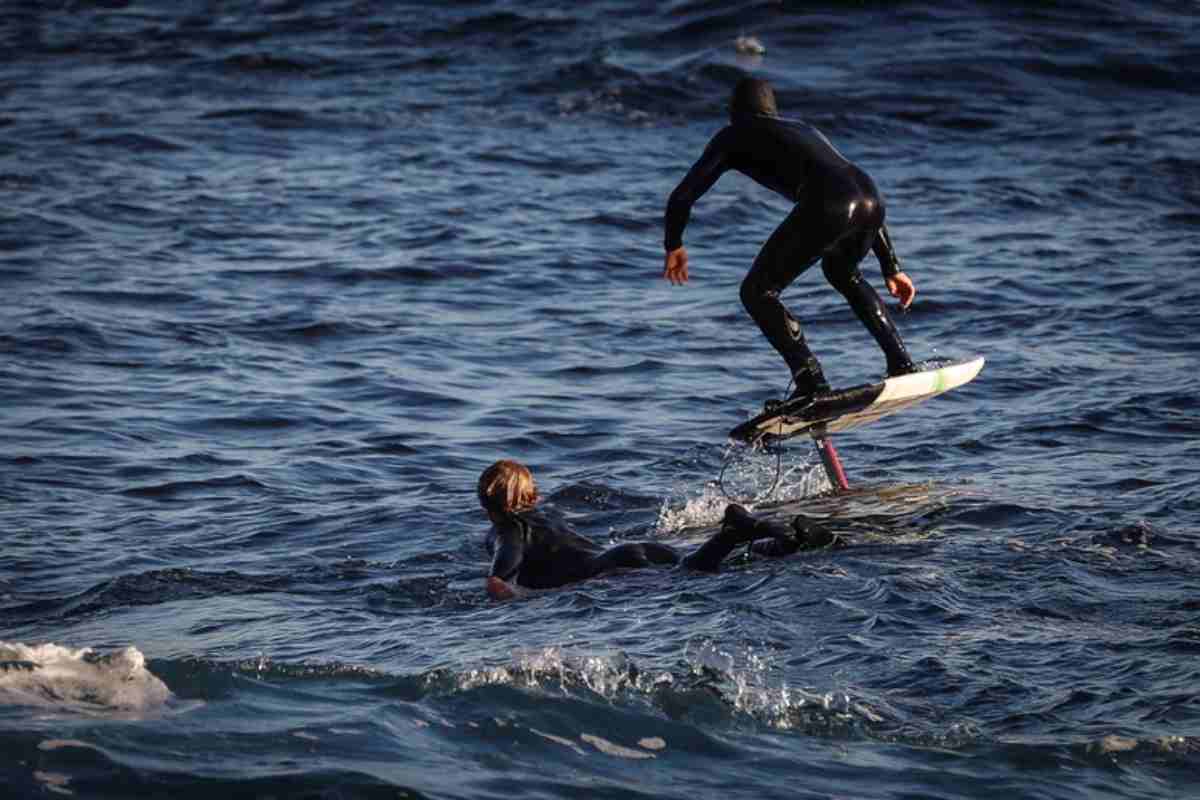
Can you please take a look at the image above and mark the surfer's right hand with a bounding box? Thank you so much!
[663,246,689,285]
[886,272,916,309]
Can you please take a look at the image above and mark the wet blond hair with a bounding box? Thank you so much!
[477,459,539,515]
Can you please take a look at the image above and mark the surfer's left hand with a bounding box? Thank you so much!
[886,272,916,309]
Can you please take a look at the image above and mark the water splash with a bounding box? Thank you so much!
[655,444,830,535]
[457,647,673,698]
[455,642,890,736]
[683,637,885,733]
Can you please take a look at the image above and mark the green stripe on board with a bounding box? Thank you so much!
[934,368,948,393]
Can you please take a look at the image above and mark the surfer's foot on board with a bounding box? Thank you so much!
[785,387,830,407]
[886,358,919,378]
[787,360,831,405]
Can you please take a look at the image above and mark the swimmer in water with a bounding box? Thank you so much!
[662,77,918,403]
[477,459,838,600]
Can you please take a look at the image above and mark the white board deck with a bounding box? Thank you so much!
[730,356,985,445]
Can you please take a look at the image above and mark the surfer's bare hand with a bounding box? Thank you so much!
[663,246,689,285]
[886,272,916,309]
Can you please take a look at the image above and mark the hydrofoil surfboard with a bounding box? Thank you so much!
[729,356,985,447]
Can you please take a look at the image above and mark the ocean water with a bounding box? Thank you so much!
[2,1,1199,797]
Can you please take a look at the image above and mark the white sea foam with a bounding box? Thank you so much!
[458,647,673,700]
[655,446,828,535]
[734,35,766,55]
[0,641,172,715]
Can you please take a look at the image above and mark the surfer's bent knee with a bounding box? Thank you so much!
[739,267,779,312]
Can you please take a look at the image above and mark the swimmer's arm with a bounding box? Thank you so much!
[485,527,525,599]
[486,575,521,600]
[872,224,916,309]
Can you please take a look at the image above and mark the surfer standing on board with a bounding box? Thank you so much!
[663,77,918,403]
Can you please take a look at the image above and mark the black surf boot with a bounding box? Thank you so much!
[720,504,761,543]
[681,504,779,571]
[713,506,843,559]
[787,357,831,405]
[887,352,918,378]
[725,504,796,543]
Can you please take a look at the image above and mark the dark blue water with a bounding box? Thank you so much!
[3,1,1199,797]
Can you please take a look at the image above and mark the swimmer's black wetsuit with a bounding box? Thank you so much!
[486,504,836,590]
[664,110,915,396]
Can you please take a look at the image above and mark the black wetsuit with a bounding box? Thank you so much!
[485,505,835,590]
[664,112,915,391]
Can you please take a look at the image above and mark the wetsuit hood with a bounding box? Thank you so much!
[730,77,777,121]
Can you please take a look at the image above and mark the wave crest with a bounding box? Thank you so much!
[0,641,172,715]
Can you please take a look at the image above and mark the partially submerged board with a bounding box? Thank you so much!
[729,356,985,446]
